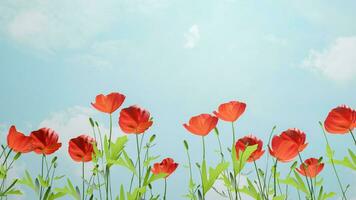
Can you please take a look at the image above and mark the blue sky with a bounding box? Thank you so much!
[0,0,355,199]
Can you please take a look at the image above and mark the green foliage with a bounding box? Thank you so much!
[201,160,229,195]
[231,144,258,174]
[105,135,129,167]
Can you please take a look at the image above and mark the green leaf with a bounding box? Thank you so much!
[18,170,37,192]
[202,161,229,195]
[325,144,334,159]
[114,151,136,175]
[145,173,167,186]
[106,136,128,167]
[54,179,80,200]
[120,185,125,200]
[232,144,258,174]
[143,155,160,167]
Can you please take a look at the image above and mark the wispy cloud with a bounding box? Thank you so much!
[0,0,167,54]
[302,36,356,82]
[184,24,200,49]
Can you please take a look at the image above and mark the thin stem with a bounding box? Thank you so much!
[82,162,85,200]
[136,134,142,188]
[201,136,206,200]
[273,159,278,197]
[263,126,276,199]
[97,172,103,200]
[108,114,113,149]
[39,154,45,200]
[202,136,206,162]
[349,129,356,146]
[2,149,12,166]
[164,179,167,200]
[285,166,294,200]
[0,146,8,160]
[231,122,239,200]
[105,114,113,200]
[298,153,313,199]
[253,160,266,200]
[214,128,224,162]
[231,122,236,145]
[319,122,347,200]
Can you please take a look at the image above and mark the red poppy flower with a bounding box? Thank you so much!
[68,135,95,162]
[30,128,62,155]
[213,101,246,122]
[151,158,178,178]
[91,92,126,114]
[7,125,32,153]
[268,135,299,162]
[235,135,265,162]
[280,128,308,152]
[324,105,356,134]
[119,105,153,134]
[183,114,218,136]
[296,158,324,178]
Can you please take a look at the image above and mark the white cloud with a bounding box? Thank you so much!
[184,24,200,49]
[38,106,96,152]
[0,0,167,53]
[302,36,356,82]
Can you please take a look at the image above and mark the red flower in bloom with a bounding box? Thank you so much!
[213,101,246,122]
[151,158,178,178]
[68,135,95,162]
[30,128,62,155]
[268,135,299,162]
[119,105,153,134]
[324,105,356,134]
[91,92,126,114]
[296,158,324,178]
[7,125,32,153]
[280,128,308,152]
[183,114,218,136]
[235,135,265,162]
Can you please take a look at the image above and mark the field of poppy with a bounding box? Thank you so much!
[0,92,355,200]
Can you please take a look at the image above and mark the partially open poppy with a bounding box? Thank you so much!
[324,105,356,134]
[296,158,324,178]
[7,125,32,153]
[119,105,153,134]
[235,135,265,162]
[30,128,62,155]
[151,158,178,178]
[280,128,308,152]
[213,101,246,122]
[91,92,126,114]
[269,135,299,162]
[183,114,218,136]
[68,135,95,162]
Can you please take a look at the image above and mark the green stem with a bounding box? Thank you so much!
[263,126,276,198]
[39,154,45,200]
[319,122,347,200]
[349,129,356,146]
[298,153,313,199]
[253,160,266,200]
[2,149,12,166]
[231,122,236,145]
[82,162,85,200]
[214,128,224,162]
[163,179,167,200]
[136,134,142,188]
[202,136,206,162]
[273,159,278,197]
[0,146,8,160]
[108,114,113,149]
[201,136,206,200]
